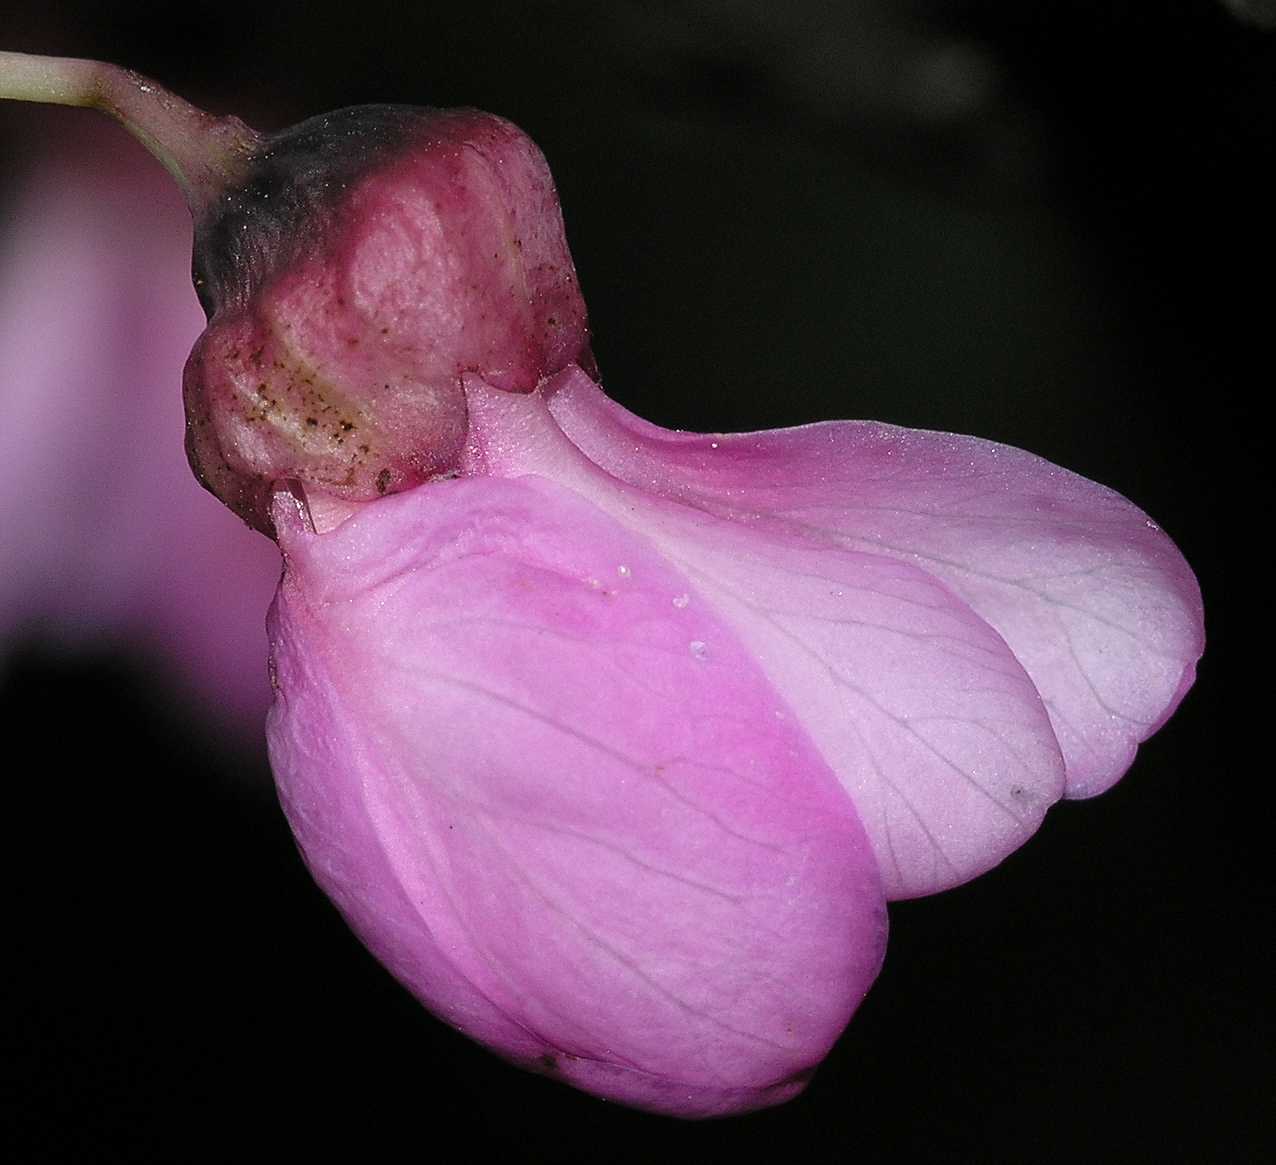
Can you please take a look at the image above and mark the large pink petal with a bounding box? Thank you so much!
[465,373,1066,899]
[547,374,1203,800]
[266,476,886,1117]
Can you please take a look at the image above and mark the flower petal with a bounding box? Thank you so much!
[604,504,1064,899]
[266,476,886,1116]
[548,374,1204,800]
[466,375,1066,899]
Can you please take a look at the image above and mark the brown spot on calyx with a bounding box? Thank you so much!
[222,320,397,487]
[313,466,360,489]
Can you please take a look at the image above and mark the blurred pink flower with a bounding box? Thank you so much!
[0,115,280,733]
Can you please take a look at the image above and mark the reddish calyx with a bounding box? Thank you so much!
[184,107,591,535]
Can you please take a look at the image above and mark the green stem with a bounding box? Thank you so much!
[0,50,259,213]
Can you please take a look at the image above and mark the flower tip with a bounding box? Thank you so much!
[531,1052,818,1118]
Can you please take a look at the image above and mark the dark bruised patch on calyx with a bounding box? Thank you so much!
[192,105,434,318]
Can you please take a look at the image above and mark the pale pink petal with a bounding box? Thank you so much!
[464,372,1066,898]
[266,475,886,1117]
[547,373,1204,800]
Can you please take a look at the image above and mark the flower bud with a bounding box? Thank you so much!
[183,107,590,533]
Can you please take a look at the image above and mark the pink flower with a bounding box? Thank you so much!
[0,59,1205,1119]
[171,100,1196,1118]
[223,104,1200,1112]
[264,354,1200,1115]
[0,114,280,732]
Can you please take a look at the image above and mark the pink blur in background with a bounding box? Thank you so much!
[0,112,280,739]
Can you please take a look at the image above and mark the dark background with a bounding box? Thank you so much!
[1,2,1266,1161]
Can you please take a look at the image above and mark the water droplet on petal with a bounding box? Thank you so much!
[672,593,690,609]
[689,640,708,661]
[617,564,631,579]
